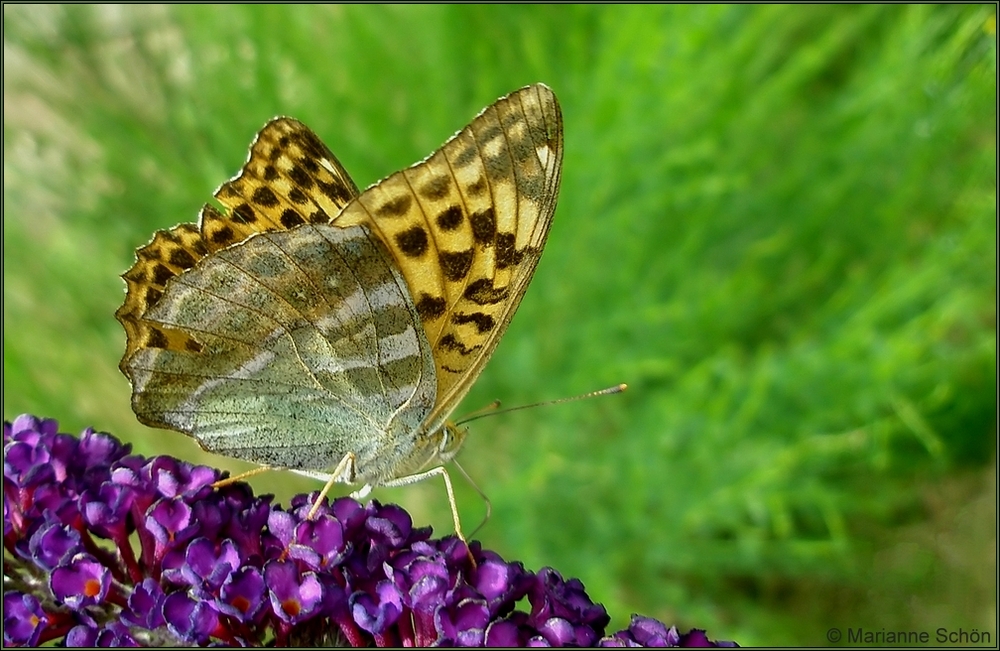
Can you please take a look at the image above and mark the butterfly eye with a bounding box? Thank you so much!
[438,423,467,461]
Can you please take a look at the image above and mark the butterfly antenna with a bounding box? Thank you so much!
[456,383,627,425]
[455,399,503,423]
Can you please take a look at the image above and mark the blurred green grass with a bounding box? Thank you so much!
[3,5,995,645]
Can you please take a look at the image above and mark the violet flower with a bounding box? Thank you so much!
[3,414,737,647]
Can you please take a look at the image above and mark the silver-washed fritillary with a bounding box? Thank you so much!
[115,83,563,539]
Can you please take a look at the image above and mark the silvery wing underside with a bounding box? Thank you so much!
[125,223,437,482]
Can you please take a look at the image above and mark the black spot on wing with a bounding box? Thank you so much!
[470,208,496,244]
[440,249,473,281]
[377,194,412,218]
[168,248,197,270]
[463,278,509,305]
[299,157,319,173]
[252,186,279,208]
[152,264,173,286]
[466,176,487,197]
[420,175,452,200]
[147,328,168,349]
[318,180,353,205]
[143,287,162,306]
[479,124,503,147]
[452,312,495,334]
[210,225,236,245]
[233,204,257,224]
[289,165,314,189]
[454,144,478,168]
[396,226,429,258]
[496,233,527,269]
[416,293,446,321]
[439,333,483,356]
[436,206,464,231]
[280,209,305,228]
[299,130,336,162]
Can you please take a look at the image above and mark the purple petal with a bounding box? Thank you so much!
[407,559,453,613]
[65,624,99,647]
[436,597,490,646]
[265,560,324,624]
[162,591,219,643]
[28,521,83,570]
[290,515,346,570]
[629,616,681,646]
[350,579,403,634]
[182,537,241,589]
[485,618,525,647]
[80,481,134,539]
[266,510,297,547]
[366,503,412,548]
[76,427,130,469]
[145,499,197,559]
[219,565,266,621]
[538,616,577,646]
[3,592,47,646]
[148,457,216,498]
[50,553,111,609]
[4,440,55,487]
[123,578,166,629]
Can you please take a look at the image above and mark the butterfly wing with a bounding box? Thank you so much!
[124,222,437,478]
[117,84,563,480]
[117,119,440,479]
[334,83,564,428]
[117,118,360,376]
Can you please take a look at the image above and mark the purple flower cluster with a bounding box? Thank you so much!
[3,414,736,647]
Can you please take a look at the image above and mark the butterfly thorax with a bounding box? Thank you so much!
[371,420,468,484]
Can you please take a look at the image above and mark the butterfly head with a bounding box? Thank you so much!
[436,421,468,465]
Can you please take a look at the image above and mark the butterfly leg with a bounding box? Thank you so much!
[379,465,475,566]
[211,465,273,489]
[305,451,358,520]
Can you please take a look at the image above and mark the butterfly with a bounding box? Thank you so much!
[115,83,563,541]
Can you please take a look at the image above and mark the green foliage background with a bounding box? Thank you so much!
[4,5,995,645]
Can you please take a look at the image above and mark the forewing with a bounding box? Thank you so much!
[202,117,360,249]
[334,83,563,426]
[117,118,359,375]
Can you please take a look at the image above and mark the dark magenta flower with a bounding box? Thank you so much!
[66,620,139,646]
[289,514,347,570]
[50,553,112,610]
[600,615,739,647]
[218,565,266,621]
[3,591,48,646]
[163,591,221,643]
[435,592,490,645]
[28,520,83,570]
[80,480,135,540]
[2,414,737,647]
[166,537,241,590]
[122,578,166,630]
[350,578,404,634]
[266,560,325,624]
[145,499,199,562]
